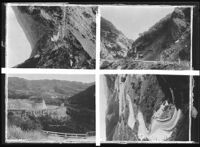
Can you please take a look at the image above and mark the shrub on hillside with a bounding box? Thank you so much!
[8,114,42,131]
[7,125,46,140]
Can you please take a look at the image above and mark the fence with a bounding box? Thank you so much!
[42,130,95,138]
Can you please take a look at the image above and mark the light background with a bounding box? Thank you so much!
[6,6,32,67]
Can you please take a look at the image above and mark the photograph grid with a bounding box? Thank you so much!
[1,2,200,146]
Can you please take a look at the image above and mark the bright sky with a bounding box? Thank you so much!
[101,6,176,40]
[7,74,95,83]
[6,6,31,67]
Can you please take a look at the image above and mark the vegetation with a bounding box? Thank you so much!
[7,78,95,139]
[7,125,47,140]
[8,77,92,105]
[8,113,42,131]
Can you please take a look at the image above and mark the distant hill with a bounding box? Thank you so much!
[8,77,93,105]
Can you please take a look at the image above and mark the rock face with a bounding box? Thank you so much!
[12,6,97,68]
[105,75,189,141]
[128,7,191,62]
[100,17,133,61]
[101,7,191,69]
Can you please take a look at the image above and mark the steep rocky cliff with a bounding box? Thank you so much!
[128,7,191,62]
[12,6,97,68]
[101,17,133,61]
[105,75,189,141]
[101,7,191,69]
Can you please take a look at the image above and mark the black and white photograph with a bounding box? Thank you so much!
[1,2,200,145]
[6,74,95,143]
[6,4,97,69]
[100,74,190,141]
[100,6,192,70]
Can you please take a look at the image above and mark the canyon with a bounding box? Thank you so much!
[104,75,189,141]
[101,7,191,70]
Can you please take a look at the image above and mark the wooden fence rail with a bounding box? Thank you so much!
[42,130,95,138]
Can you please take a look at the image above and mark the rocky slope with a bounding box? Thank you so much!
[128,7,191,61]
[12,6,97,69]
[8,77,93,105]
[105,75,189,141]
[101,7,191,69]
[101,17,133,61]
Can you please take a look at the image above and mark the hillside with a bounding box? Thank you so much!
[100,17,133,60]
[67,85,95,110]
[128,7,191,61]
[8,77,92,105]
[66,85,95,132]
[12,6,97,69]
[7,77,95,134]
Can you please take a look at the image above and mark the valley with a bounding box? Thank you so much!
[100,7,191,70]
[7,77,95,142]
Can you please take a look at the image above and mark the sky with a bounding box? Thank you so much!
[7,74,95,83]
[101,6,176,40]
[6,6,31,67]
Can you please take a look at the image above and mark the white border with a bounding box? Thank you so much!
[95,6,101,146]
[101,141,196,144]
[190,7,193,70]
[189,75,193,141]
[6,3,195,7]
[2,68,199,76]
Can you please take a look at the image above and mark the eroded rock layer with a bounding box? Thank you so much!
[12,6,97,68]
